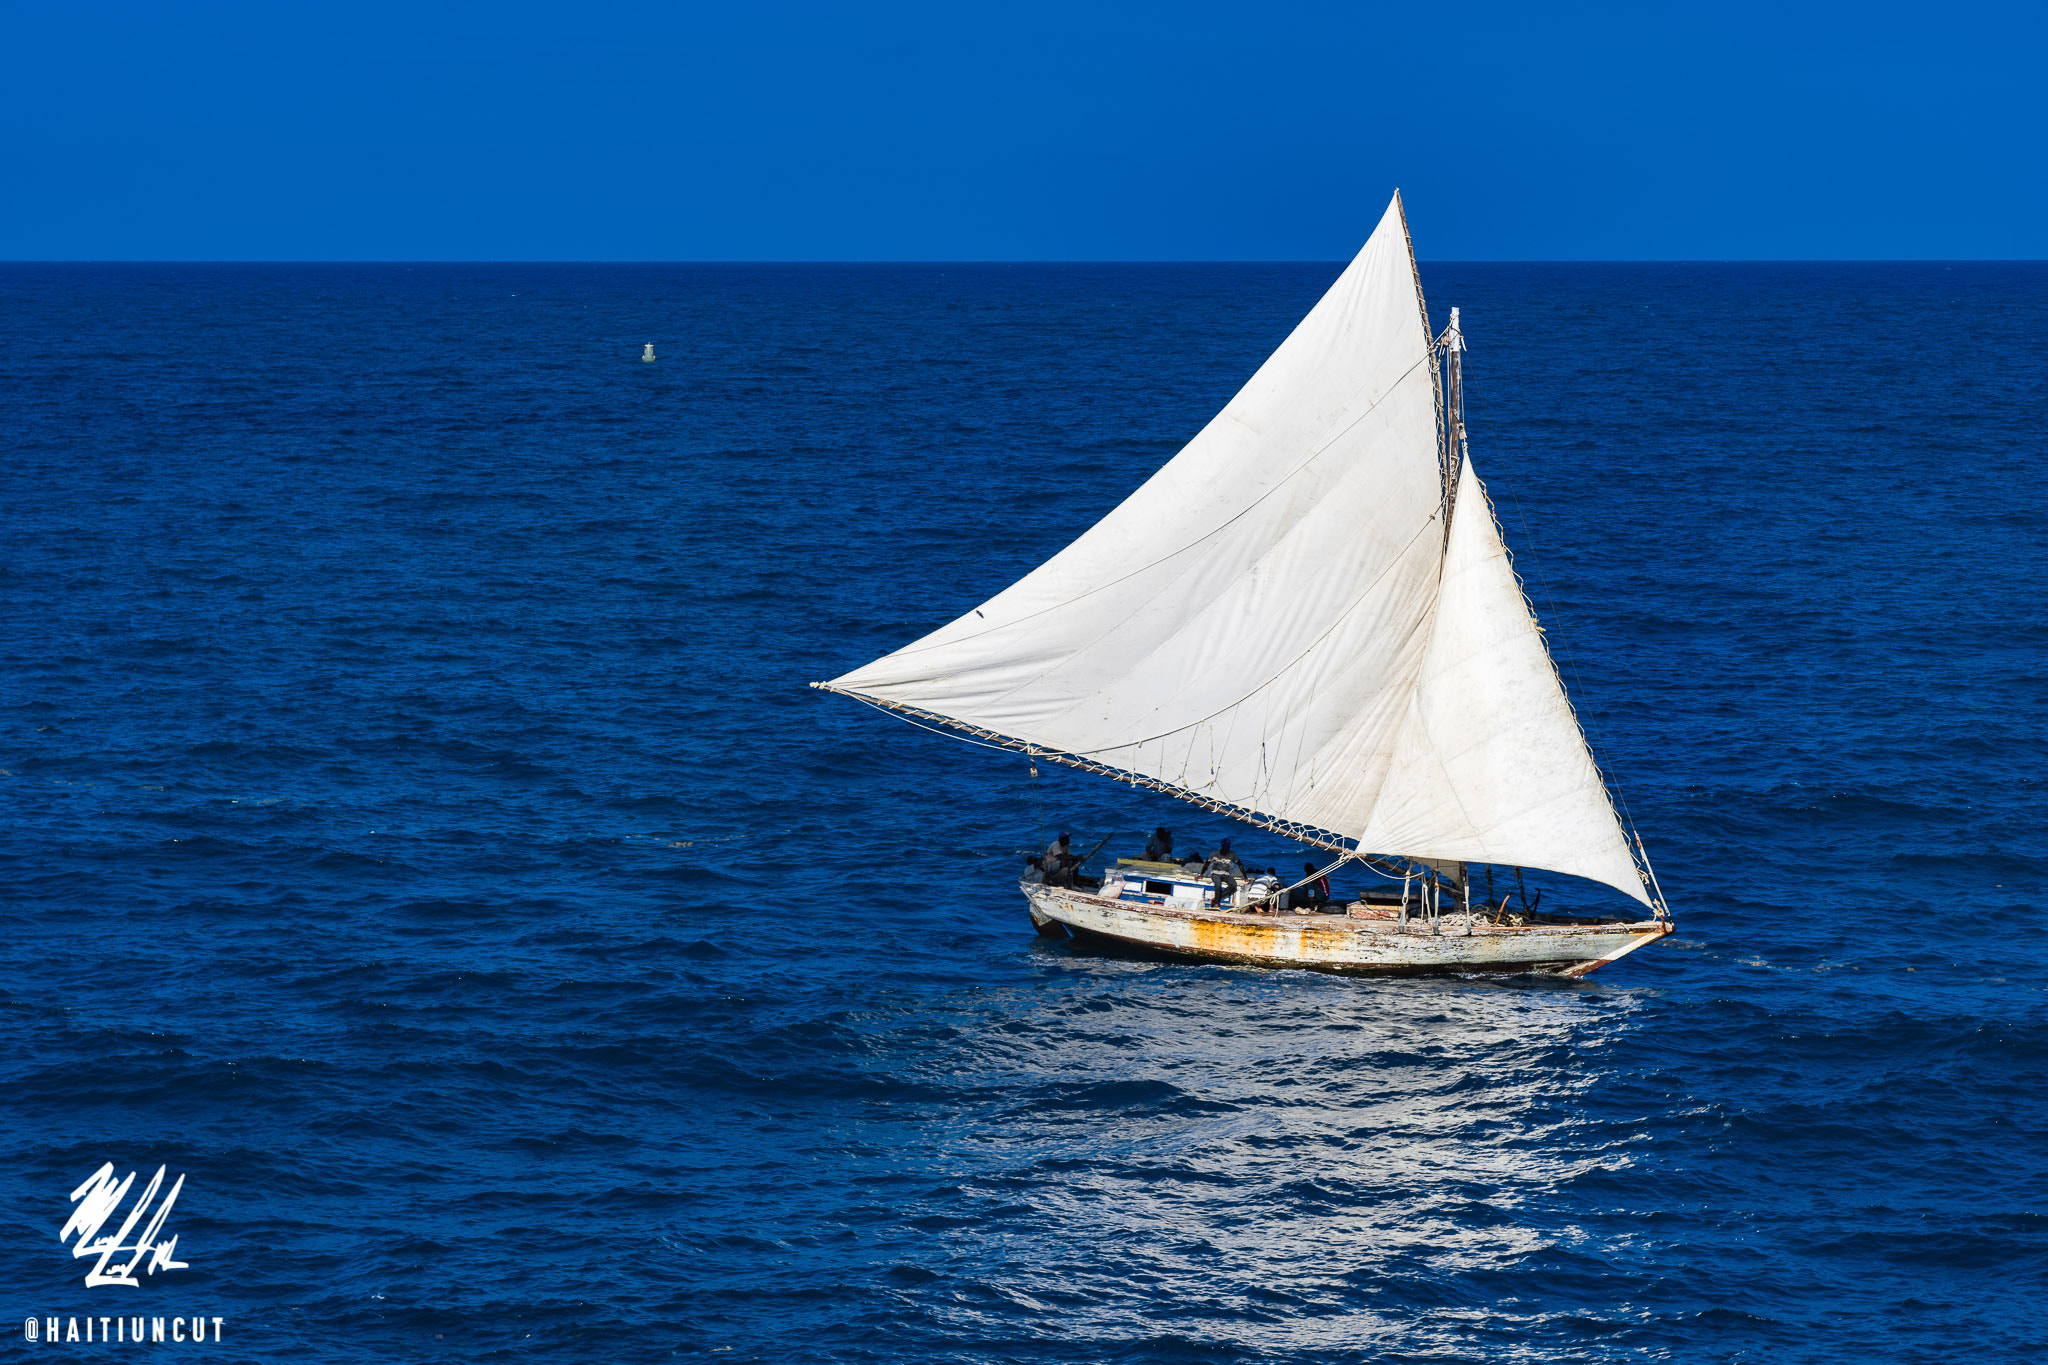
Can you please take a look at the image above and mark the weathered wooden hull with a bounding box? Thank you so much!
[1024,884,1671,977]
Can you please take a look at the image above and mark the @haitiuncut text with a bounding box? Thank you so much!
[24,1316,225,1344]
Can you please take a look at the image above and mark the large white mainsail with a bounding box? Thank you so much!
[821,192,1651,906]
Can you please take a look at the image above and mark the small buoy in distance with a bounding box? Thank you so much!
[642,343,657,362]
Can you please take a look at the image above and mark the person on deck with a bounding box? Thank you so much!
[1300,861,1332,912]
[1144,827,1174,862]
[1042,831,1075,886]
[1203,841,1243,910]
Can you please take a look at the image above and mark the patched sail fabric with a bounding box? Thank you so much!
[823,192,1649,904]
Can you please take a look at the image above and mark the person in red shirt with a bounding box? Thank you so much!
[1301,862,1332,912]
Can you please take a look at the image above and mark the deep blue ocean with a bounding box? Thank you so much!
[3,260,2044,1363]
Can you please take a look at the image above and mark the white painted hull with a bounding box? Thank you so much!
[1024,884,1670,977]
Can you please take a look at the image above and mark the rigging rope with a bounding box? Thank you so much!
[1029,754,1044,849]
[816,686,1360,855]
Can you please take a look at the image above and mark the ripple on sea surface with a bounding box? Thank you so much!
[1,261,2045,1363]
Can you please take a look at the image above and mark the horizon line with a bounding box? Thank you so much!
[3,257,2046,267]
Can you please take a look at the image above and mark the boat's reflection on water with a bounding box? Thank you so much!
[913,943,1656,1352]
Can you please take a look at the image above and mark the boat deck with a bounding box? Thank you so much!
[1070,874,1642,936]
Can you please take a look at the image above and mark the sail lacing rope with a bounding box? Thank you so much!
[838,690,1019,753]
[813,686,1361,855]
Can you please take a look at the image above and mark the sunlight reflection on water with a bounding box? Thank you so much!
[856,960,1657,1352]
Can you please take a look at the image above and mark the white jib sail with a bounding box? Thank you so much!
[824,192,1650,905]
[1358,459,1650,904]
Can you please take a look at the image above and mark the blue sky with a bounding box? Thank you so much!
[2,0,2041,260]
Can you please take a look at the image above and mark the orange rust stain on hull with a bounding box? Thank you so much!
[1188,916,1278,959]
[1184,916,1392,967]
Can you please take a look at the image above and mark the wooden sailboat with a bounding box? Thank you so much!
[816,194,1672,977]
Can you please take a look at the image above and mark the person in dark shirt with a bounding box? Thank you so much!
[1300,861,1332,912]
[1144,827,1174,862]
[1202,841,1244,910]
[1042,831,1075,886]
